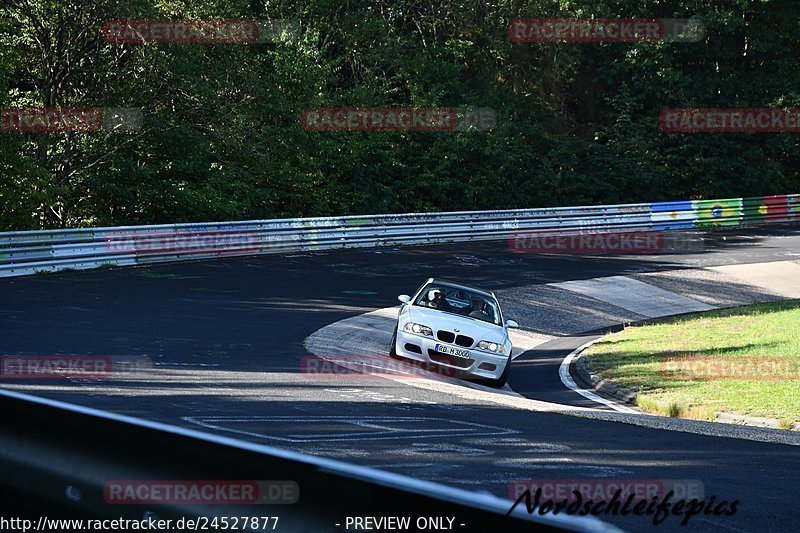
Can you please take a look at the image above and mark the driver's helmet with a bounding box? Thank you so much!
[427,289,443,305]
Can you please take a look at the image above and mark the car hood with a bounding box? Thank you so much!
[407,306,507,342]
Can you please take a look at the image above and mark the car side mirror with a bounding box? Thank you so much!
[397,294,411,304]
[505,319,519,328]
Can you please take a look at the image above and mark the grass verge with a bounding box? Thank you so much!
[583,300,800,427]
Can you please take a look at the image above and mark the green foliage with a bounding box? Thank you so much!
[1,0,799,229]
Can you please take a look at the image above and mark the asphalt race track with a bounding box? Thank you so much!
[2,225,800,532]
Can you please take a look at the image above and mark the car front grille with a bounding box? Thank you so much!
[436,330,474,348]
[455,335,474,347]
[436,330,455,343]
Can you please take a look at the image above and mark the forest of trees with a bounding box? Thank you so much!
[1,0,799,230]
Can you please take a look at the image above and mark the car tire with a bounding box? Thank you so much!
[389,329,399,358]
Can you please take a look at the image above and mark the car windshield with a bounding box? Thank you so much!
[414,284,501,325]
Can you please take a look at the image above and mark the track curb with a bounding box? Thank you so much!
[571,344,639,405]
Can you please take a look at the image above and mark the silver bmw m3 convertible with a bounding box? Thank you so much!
[390,278,519,387]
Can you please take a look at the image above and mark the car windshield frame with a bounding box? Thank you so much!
[412,283,503,326]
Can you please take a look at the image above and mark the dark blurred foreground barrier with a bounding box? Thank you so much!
[0,194,796,277]
[0,390,617,532]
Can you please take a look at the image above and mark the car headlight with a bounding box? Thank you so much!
[476,340,505,354]
[403,322,433,337]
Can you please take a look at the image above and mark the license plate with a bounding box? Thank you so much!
[435,344,470,359]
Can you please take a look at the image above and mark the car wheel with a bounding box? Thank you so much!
[389,329,399,358]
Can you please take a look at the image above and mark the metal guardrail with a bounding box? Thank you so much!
[0,389,615,532]
[0,194,797,277]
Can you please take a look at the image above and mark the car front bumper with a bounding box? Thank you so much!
[395,329,510,380]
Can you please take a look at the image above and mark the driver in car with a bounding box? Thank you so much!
[428,289,454,313]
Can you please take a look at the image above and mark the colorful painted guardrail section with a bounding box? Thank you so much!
[0,194,797,277]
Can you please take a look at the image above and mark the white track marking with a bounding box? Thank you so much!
[559,338,639,414]
[182,415,518,443]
